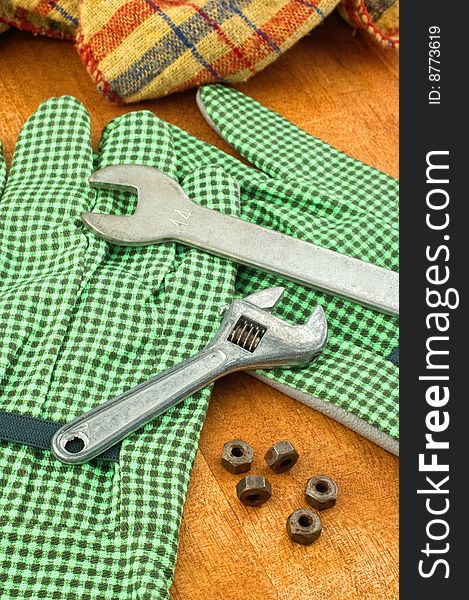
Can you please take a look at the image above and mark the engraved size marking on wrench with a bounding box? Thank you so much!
[81,165,399,316]
[170,209,192,227]
[51,287,327,465]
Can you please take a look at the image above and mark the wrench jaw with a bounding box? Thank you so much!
[249,304,327,369]
[301,305,329,358]
[88,166,142,193]
[82,164,195,245]
[244,286,285,311]
[51,287,327,465]
[80,212,158,246]
[211,288,328,372]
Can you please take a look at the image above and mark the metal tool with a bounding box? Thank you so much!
[81,165,399,316]
[51,287,328,464]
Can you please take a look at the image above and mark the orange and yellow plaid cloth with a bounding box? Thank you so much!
[0,0,398,102]
[339,0,399,48]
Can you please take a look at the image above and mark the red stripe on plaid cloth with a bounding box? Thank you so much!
[35,0,54,17]
[341,0,399,48]
[76,27,121,102]
[188,3,257,76]
[180,0,319,91]
[0,7,74,39]
[262,1,318,46]
[85,1,154,63]
[86,0,197,64]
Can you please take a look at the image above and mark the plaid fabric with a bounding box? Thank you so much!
[0,0,77,38]
[339,0,399,48]
[0,98,239,598]
[172,84,399,440]
[0,0,398,101]
[76,0,340,102]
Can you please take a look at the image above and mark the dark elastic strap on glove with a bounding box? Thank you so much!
[387,347,400,367]
[0,410,120,462]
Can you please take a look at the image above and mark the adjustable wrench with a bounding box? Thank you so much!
[51,287,327,464]
[81,165,399,316]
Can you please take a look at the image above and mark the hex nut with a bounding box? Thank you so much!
[287,509,322,545]
[305,475,338,511]
[264,440,299,473]
[236,475,272,506]
[221,439,253,474]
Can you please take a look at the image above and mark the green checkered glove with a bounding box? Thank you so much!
[0,98,239,598]
[0,141,5,195]
[168,84,399,453]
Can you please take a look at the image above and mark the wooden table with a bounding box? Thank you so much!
[0,14,398,600]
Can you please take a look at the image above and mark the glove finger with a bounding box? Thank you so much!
[0,142,5,198]
[198,84,398,214]
[170,121,398,273]
[118,167,240,597]
[96,109,178,179]
[0,98,94,412]
[91,109,178,248]
[88,110,179,291]
[42,110,180,420]
[0,98,94,286]
[5,96,93,213]
[169,119,397,258]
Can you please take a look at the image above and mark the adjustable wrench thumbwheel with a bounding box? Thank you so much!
[51,287,327,464]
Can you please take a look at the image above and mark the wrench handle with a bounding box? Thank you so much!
[51,347,228,464]
[178,206,399,316]
[83,165,398,316]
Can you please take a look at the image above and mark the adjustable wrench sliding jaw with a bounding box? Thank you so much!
[81,165,399,316]
[51,287,328,465]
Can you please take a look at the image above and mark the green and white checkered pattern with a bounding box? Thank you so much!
[0,98,238,598]
[174,85,399,439]
[0,86,398,598]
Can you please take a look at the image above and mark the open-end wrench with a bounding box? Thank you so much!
[81,165,399,316]
[51,287,327,464]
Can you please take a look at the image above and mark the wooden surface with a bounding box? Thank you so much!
[0,14,398,600]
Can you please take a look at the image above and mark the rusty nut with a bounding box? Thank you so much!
[264,440,299,473]
[305,475,338,511]
[236,475,272,506]
[287,509,322,545]
[221,439,253,474]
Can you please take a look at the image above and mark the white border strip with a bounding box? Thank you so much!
[251,374,399,456]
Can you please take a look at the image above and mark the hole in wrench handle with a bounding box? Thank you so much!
[51,348,228,465]
[51,290,328,465]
